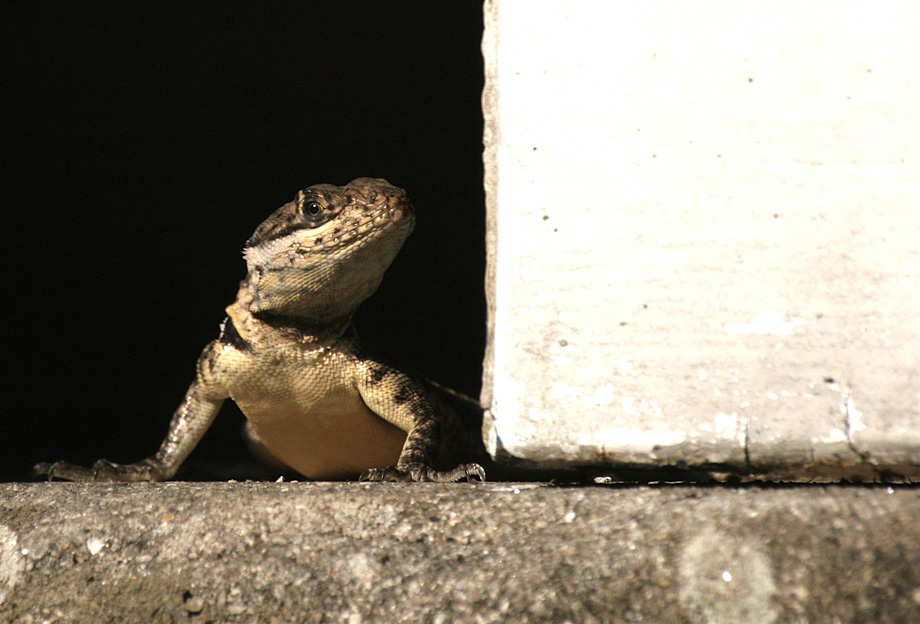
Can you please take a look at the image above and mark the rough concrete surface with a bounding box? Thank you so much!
[2,482,919,623]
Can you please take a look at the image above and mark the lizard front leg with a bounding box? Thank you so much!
[36,342,228,482]
[355,362,485,483]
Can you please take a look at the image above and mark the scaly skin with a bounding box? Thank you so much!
[36,178,484,483]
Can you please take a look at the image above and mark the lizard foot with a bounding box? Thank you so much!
[359,463,486,483]
[34,458,165,482]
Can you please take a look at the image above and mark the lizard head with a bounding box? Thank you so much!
[241,178,415,323]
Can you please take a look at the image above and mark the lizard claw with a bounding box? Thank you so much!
[33,462,52,480]
[438,463,486,483]
[34,461,98,482]
[359,462,486,483]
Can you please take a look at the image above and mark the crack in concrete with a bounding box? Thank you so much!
[741,416,751,468]
[842,391,871,463]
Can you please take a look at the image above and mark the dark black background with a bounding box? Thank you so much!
[1,2,485,481]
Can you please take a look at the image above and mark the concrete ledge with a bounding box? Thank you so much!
[2,483,919,622]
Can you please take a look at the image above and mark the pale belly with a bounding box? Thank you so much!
[218,330,409,480]
[235,394,408,480]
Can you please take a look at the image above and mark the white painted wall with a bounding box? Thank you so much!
[482,0,920,478]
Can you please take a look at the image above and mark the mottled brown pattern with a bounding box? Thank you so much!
[36,178,484,483]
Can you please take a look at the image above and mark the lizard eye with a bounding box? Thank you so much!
[305,201,322,216]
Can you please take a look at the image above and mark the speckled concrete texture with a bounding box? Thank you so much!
[481,0,920,479]
[2,482,919,623]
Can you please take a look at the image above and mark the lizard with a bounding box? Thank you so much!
[35,178,486,483]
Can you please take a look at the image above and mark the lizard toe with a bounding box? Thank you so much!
[360,463,486,483]
[359,466,412,482]
[424,463,486,483]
